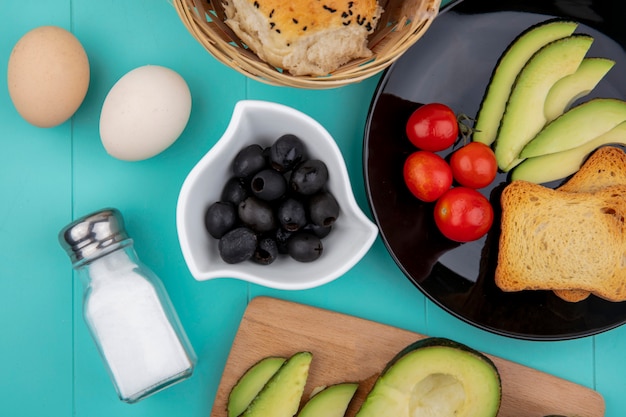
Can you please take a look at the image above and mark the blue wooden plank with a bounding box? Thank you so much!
[0,0,74,415]
[594,323,626,417]
[68,0,248,415]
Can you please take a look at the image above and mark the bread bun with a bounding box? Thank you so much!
[223,0,383,76]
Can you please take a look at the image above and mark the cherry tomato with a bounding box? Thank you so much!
[403,151,453,202]
[449,142,498,189]
[433,187,494,242]
[406,103,459,152]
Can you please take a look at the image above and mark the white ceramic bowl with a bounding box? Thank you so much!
[176,100,378,290]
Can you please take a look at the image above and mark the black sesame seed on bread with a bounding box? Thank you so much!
[223,0,383,76]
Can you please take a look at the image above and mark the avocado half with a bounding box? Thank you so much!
[355,337,501,417]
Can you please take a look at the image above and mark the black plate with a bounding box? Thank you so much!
[364,0,626,340]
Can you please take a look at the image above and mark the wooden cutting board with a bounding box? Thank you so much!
[211,296,604,417]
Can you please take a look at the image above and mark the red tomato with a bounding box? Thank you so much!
[406,103,459,152]
[449,142,498,189]
[403,151,453,202]
[433,187,494,242]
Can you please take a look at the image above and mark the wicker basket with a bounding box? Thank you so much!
[173,0,441,89]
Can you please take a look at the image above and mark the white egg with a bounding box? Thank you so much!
[99,65,192,161]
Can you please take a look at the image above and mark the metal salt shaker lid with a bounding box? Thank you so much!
[59,208,130,264]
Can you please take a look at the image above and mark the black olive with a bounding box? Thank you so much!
[309,191,340,227]
[233,144,267,178]
[277,198,307,231]
[290,159,329,195]
[287,232,323,262]
[221,176,249,206]
[253,237,279,265]
[218,227,257,264]
[238,196,277,233]
[269,134,307,172]
[303,222,332,238]
[206,138,340,266]
[251,169,287,201]
[274,227,294,254]
[204,201,237,239]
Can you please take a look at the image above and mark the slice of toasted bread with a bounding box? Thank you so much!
[554,146,626,301]
[495,180,626,302]
[559,146,626,193]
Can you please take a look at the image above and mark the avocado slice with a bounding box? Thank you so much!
[297,383,359,417]
[494,34,594,171]
[520,98,626,158]
[512,122,626,184]
[355,337,501,417]
[544,57,615,123]
[227,356,286,417]
[473,19,578,146]
[241,351,312,417]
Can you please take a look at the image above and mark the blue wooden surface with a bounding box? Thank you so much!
[0,0,623,416]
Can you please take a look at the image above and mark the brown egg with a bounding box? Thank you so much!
[7,26,90,128]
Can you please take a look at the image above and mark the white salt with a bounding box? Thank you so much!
[86,249,193,402]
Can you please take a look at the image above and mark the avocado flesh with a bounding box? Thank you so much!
[298,383,358,417]
[227,356,286,417]
[544,57,615,123]
[355,338,501,417]
[242,351,312,417]
[473,19,578,145]
[520,98,626,158]
[512,123,626,184]
[494,34,594,171]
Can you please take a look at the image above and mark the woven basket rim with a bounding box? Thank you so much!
[173,0,441,88]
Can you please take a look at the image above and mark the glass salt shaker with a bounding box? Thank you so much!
[59,208,196,403]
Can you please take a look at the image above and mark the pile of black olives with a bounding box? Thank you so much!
[204,134,340,264]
